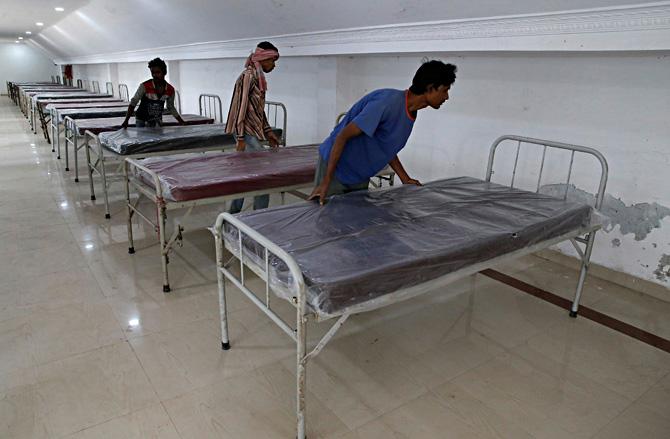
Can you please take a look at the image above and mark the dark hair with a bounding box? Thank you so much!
[257,41,278,52]
[409,60,457,94]
[148,57,167,74]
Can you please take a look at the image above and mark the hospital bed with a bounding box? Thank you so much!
[123,144,394,292]
[85,100,287,218]
[212,135,609,439]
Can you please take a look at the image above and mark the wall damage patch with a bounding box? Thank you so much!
[653,254,670,282]
[540,184,670,241]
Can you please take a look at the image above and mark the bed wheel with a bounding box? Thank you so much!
[128,247,135,254]
[57,155,61,159]
[74,178,79,183]
[65,167,69,171]
[163,285,171,293]
[222,342,231,350]
[569,310,578,318]
[90,195,96,201]
[105,213,111,219]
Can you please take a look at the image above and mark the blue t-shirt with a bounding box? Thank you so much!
[319,89,415,185]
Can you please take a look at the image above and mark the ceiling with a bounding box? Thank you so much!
[0,0,658,58]
[0,0,90,40]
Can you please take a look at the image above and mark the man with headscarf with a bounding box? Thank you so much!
[225,41,281,214]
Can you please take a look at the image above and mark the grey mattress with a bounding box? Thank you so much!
[98,125,283,155]
[224,177,594,318]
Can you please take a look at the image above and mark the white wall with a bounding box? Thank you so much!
[336,52,670,289]
[71,51,670,289]
[0,43,58,93]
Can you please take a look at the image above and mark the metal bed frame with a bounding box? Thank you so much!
[85,99,288,219]
[47,98,124,157]
[92,81,100,93]
[62,107,128,177]
[105,82,114,96]
[199,94,223,123]
[28,90,107,135]
[119,83,129,102]
[212,134,608,439]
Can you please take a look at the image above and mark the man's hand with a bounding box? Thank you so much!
[401,177,422,186]
[236,139,246,152]
[267,132,279,148]
[308,183,329,206]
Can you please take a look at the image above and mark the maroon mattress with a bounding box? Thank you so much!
[137,145,319,201]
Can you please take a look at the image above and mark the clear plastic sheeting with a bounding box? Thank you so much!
[136,145,318,201]
[224,177,596,318]
[58,106,129,123]
[75,114,213,135]
[45,101,125,111]
[98,124,282,155]
[32,93,112,102]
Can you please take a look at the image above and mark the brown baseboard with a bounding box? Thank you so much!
[535,249,670,304]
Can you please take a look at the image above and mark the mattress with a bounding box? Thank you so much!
[32,93,112,102]
[135,144,318,201]
[44,100,125,111]
[57,107,129,123]
[98,124,283,155]
[75,114,214,135]
[224,177,595,318]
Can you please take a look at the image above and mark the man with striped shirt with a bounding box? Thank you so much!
[225,41,280,214]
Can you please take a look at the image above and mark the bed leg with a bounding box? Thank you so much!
[214,230,230,350]
[74,133,80,182]
[85,136,96,201]
[296,307,307,439]
[100,151,111,219]
[570,231,596,318]
[51,118,56,152]
[159,204,170,293]
[56,117,61,159]
[64,122,70,171]
[125,161,135,254]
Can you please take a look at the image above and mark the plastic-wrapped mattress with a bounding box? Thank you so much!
[58,106,129,123]
[75,114,214,135]
[135,145,318,201]
[224,177,595,318]
[45,100,125,111]
[98,124,282,155]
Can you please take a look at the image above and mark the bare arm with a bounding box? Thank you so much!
[166,94,185,124]
[308,122,363,205]
[121,84,144,129]
[389,155,421,185]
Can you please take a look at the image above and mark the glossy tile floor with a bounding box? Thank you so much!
[1,98,669,438]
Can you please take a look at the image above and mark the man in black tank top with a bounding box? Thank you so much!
[121,58,185,128]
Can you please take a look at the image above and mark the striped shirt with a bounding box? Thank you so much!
[225,65,272,141]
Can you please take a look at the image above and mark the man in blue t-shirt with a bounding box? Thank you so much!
[309,60,457,205]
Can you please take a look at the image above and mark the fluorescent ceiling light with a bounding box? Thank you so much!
[36,22,44,26]
[18,37,23,40]
[26,31,32,35]
[55,7,65,12]
[15,40,20,43]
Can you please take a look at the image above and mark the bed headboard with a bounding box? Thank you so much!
[486,135,608,210]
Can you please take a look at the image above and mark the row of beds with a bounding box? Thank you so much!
[9,80,609,439]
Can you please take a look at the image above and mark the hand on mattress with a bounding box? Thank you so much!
[401,177,422,186]
[308,183,329,206]
[236,138,246,151]
[267,132,279,148]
